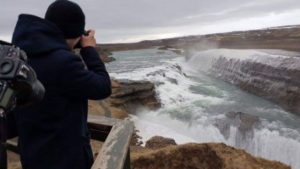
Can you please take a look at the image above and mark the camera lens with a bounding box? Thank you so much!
[0,60,14,74]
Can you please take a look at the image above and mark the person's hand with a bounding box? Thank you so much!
[81,29,96,48]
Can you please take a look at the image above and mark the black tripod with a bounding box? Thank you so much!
[0,109,7,169]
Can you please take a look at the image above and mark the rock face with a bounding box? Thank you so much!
[108,79,160,114]
[131,136,291,169]
[210,55,300,115]
[88,79,160,119]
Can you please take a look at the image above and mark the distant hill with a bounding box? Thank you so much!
[97,25,300,52]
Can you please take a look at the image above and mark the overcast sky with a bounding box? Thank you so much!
[1,0,300,43]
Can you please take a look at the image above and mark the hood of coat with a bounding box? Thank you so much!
[12,14,69,57]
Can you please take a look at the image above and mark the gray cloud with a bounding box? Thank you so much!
[1,0,300,43]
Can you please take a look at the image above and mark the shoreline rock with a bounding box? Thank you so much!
[88,79,161,119]
[100,54,116,63]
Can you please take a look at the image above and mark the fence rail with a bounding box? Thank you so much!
[88,115,134,169]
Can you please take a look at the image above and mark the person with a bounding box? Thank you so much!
[11,0,112,169]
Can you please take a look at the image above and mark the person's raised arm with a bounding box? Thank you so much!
[60,30,111,100]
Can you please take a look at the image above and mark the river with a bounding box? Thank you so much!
[107,48,300,169]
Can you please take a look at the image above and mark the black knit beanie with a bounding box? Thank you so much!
[45,0,85,38]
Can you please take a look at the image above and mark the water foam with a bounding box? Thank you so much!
[110,49,300,169]
[187,49,300,71]
[133,110,300,169]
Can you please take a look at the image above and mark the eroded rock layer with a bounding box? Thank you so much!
[210,55,300,115]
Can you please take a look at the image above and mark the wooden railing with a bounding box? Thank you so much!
[7,115,134,169]
[88,115,134,169]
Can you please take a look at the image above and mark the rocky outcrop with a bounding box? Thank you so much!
[131,136,291,169]
[145,136,177,149]
[109,79,160,114]
[100,54,116,63]
[210,55,300,115]
[97,48,116,63]
[88,79,160,119]
[109,79,160,109]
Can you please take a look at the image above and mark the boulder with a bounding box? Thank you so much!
[145,136,177,149]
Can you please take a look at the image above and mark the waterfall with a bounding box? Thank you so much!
[109,48,300,169]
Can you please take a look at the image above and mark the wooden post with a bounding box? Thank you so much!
[88,116,134,169]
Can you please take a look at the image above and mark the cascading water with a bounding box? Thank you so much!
[107,48,300,169]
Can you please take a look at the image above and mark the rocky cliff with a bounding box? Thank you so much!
[209,51,300,115]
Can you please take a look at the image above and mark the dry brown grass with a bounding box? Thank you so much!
[131,143,291,169]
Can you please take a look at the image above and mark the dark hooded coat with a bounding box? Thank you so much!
[12,14,111,169]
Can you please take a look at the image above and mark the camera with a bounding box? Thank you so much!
[74,30,90,49]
